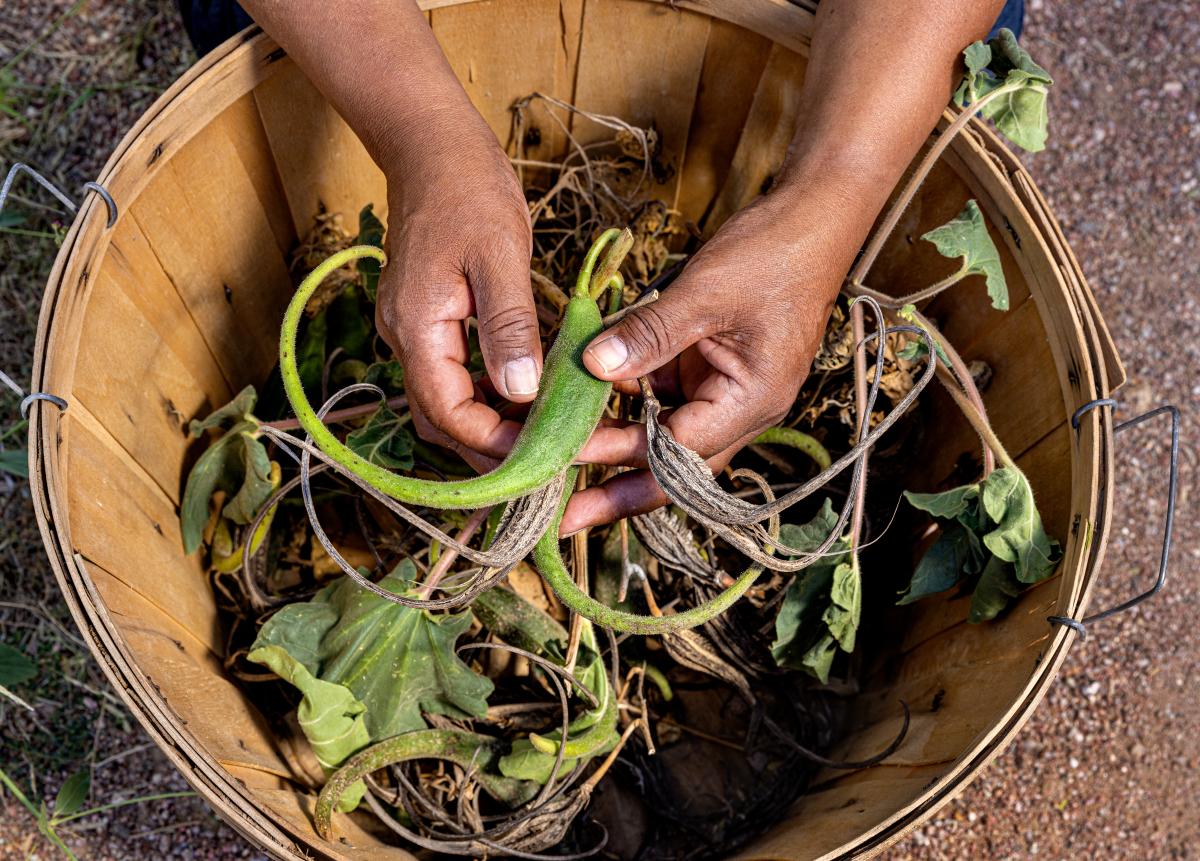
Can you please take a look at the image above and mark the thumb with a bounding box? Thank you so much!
[582,290,714,381]
[468,238,543,403]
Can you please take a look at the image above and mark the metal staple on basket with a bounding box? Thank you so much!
[1,162,120,418]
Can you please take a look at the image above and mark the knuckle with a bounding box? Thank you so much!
[478,303,538,350]
[620,305,675,360]
[414,405,458,449]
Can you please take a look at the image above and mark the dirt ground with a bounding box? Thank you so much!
[0,1,1195,859]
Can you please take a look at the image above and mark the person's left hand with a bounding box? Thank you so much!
[561,185,858,535]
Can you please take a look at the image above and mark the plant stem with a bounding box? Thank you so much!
[53,792,197,825]
[0,419,28,444]
[907,306,996,476]
[417,506,492,601]
[0,766,38,816]
[563,469,590,676]
[40,825,79,861]
[260,395,408,432]
[849,301,869,550]
[882,266,970,309]
[848,83,1022,287]
[938,375,1015,470]
[530,269,569,310]
[581,719,642,791]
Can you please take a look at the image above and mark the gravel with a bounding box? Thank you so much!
[894,0,1199,857]
[0,0,1196,858]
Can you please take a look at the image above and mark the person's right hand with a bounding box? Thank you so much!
[374,111,542,466]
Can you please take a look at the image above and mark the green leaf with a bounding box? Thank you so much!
[772,567,834,673]
[220,434,275,526]
[921,200,1008,311]
[0,643,37,687]
[327,284,372,360]
[900,466,1060,619]
[799,634,838,685]
[980,467,1062,584]
[247,635,370,811]
[969,556,1024,622]
[297,309,328,402]
[955,28,1053,152]
[770,501,853,682]
[188,386,257,437]
[963,41,992,78]
[356,204,385,301]
[345,405,414,470]
[53,770,90,818]
[895,304,952,365]
[330,358,369,388]
[498,622,616,784]
[0,209,28,229]
[362,360,404,394]
[499,733,618,784]
[180,422,275,553]
[898,521,983,604]
[0,448,28,478]
[822,561,861,652]
[903,484,980,520]
[777,498,840,554]
[249,561,493,743]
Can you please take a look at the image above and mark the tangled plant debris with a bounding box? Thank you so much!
[179,30,1060,858]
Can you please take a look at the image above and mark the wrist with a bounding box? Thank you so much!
[378,103,522,219]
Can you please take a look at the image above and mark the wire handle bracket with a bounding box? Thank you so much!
[1049,398,1180,639]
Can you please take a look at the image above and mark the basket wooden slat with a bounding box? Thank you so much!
[703,42,809,234]
[26,3,1121,858]
[675,18,774,223]
[432,0,582,160]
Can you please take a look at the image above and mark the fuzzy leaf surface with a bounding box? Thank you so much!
[180,422,275,553]
[356,204,386,301]
[188,385,257,437]
[955,28,1053,151]
[921,200,1008,310]
[980,467,1062,583]
[345,404,414,470]
[249,561,493,743]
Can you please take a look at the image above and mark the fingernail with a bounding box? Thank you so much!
[587,336,628,374]
[504,356,539,397]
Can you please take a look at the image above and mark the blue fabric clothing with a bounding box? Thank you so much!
[990,0,1026,40]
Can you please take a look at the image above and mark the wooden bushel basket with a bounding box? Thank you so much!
[27,1,1127,858]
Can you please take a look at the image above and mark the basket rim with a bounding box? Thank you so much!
[25,3,1121,859]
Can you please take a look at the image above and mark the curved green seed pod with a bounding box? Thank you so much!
[279,236,621,509]
[752,426,832,471]
[314,729,530,839]
[534,469,766,634]
[527,621,615,758]
[527,676,617,759]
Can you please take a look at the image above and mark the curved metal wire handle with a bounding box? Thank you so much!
[0,162,118,227]
[1049,399,1180,638]
[0,162,119,418]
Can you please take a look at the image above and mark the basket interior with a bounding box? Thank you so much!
[50,3,1088,858]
